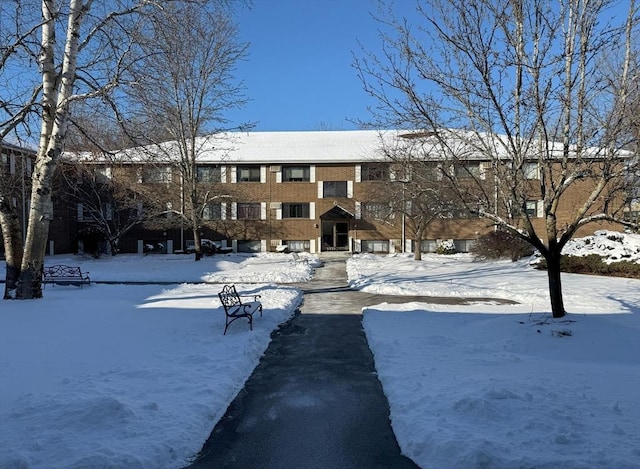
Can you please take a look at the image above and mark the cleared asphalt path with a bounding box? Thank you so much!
[185,255,516,468]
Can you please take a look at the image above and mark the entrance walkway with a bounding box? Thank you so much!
[185,255,418,468]
[186,255,516,467]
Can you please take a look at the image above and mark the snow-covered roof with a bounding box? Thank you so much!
[64,129,635,164]
[66,130,396,164]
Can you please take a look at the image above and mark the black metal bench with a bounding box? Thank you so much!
[218,285,262,334]
[290,252,309,265]
[42,265,91,288]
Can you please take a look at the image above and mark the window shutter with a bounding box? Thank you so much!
[231,166,237,183]
[480,162,491,180]
[220,166,227,183]
[261,202,267,220]
[26,158,32,174]
[355,201,362,219]
[231,202,237,219]
[77,203,83,221]
[347,181,353,198]
[310,165,316,183]
[276,170,282,183]
[537,200,544,218]
[309,202,315,219]
[221,202,227,220]
[318,181,324,198]
[260,165,267,183]
[355,164,361,182]
[9,155,16,175]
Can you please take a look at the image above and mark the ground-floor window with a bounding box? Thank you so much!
[454,239,475,252]
[361,240,389,253]
[237,240,262,252]
[284,240,310,252]
[420,240,438,253]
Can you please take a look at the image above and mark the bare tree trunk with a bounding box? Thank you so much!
[16,0,85,299]
[0,203,23,299]
[414,226,425,260]
[544,250,566,319]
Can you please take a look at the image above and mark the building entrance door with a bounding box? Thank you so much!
[321,221,350,251]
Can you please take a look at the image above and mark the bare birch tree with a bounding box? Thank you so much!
[124,2,250,260]
[355,0,639,318]
[1,0,231,298]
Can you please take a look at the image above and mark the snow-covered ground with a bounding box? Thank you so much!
[1,236,639,468]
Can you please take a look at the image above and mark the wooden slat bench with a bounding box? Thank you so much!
[42,265,91,288]
[218,285,262,335]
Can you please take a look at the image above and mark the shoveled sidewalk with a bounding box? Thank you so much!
[185,255,419,468]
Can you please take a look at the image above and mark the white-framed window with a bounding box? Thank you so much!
[284,240,311,252]
[141,166,172,183]
[525,200,543,217]
[363,202,393,221]
[282,203,310,218]
[197,165,221,183]
[455,163,481,179]
[524,162,540,180]
[236,165,261,182]
[237,203,262,219]
[361,163,389,181]
[361,240,390,253]
[282,165,311,182]
[320,181,351,198]
[202,203,222,220]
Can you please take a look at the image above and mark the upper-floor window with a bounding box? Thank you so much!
[523,162,539,180]
[142,166,171,183]
[455,163,480,179]
[202,203,222,220]
[282,203,310,218]
[526,200,541,217]
[361,163,389,181]
[237,165,261,182]
[282,165,310,182]
[363,203,393,220]
[237,203,261,219]
[323,181,348,198]
[197,165,221,183]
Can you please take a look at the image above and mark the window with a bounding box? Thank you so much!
[454,239,475,252]
[282,203,310,218]
[361,240,390,253]
[238,240,262,252]
[526,200,539,217]
[420,240,438,253]
[203,203,222,220]
[323,181,347,197]
[237,165,261,182]
[363,203,393,220]
[284,240,310,252]
[361,163,389,181]
[102,202,113,221]
[282,165,310,182]
[142,166,171,183]
[455,163,480,179]
[197,165,221,183]
[524,162,539,180]
[237,203,261,219]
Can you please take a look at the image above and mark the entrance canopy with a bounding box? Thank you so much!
[319,205,354,220]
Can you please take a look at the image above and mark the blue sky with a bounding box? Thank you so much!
[225,0,387,131]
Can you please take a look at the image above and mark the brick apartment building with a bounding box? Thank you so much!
[48,129,632,257]
[3,131,633,257]
[0,141,35,256]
